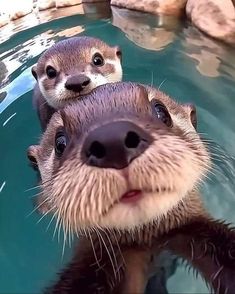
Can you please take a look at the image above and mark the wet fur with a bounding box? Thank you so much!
[44,195,235,293]
[27,82,235,293]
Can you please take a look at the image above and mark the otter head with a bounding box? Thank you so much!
[28,82,210,233]
[31,36,122,109]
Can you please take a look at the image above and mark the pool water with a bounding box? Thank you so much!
[1,3,235,293]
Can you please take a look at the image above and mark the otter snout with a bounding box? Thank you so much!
[82,121,153,169]
[65,74,91,93]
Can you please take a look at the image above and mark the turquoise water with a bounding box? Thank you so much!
[0,3,235,293]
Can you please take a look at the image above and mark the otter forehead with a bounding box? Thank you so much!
[37,36,119,74]
[61,83,152,129]
[59,82,189,130]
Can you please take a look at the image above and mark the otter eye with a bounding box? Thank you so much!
[92,53,104,67]
[46,66,57,79]
[152,101,172,127]
[55,131,67,157]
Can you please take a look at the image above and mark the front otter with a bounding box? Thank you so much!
[29,82,208,233]
[32,36,122,130]
[28,82,235,293]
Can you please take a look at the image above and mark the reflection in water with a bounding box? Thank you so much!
[0,1,111,43]
[182,26,235,78]
[54,25,84,37]
[83,1,111,19]
[0,91,7,102]
[0,61,8,87]
[0,181,6,193]
[0,31,55,108]
[111,6,235,78]
[2,112,16,126]
[112,6,181,51]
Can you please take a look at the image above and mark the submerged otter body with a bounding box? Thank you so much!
[31,36,122,130]
[28,82,235,293]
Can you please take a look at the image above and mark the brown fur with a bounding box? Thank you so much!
[27,82,235,293]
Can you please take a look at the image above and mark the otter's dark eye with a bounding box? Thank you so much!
[46,66,57,79]
[92,53,104,67]
[55,131,67,157]
[152,101,172,127]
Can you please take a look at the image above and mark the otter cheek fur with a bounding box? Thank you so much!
[28,82,210,233]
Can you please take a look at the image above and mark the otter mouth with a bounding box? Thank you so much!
[101,186,173,217]
[119,187,171,204]
[120,190,142,203]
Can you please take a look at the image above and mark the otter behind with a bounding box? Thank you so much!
[32,36,122,130]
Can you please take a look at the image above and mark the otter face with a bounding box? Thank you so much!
[31,36,122,109]
[28,82,210,232]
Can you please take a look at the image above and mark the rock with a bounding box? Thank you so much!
[56,0,81,8]
[111,0,187,16]
[2,0,33,21]
[0,12,9,28]
[37,0,56,11]
[186,0,235,44]
[112,6,180,51]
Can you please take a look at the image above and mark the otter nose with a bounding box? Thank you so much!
[82,121,152,169]
[65,74,90,92]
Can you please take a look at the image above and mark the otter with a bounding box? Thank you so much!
[27,82,235,293]
[31,36,122,130]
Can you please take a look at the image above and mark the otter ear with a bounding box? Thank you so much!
[114,46,122,61]
[27,145,40,168]
[31,65,38,81]
[183,103,197,129]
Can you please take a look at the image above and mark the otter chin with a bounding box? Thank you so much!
[28,81,210,233]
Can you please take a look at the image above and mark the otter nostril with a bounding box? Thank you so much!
[88,141,106,159]
[125,131,140,149]
[82,79,90,87]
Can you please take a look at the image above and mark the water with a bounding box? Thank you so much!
[0,2,235,293]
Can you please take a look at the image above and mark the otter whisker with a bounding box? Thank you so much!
[150,71,154,88]
[68,222,73,248]
[112,229,125,264]
[99,228,120,282]
[62,220,69,258]
[158,78,166,90]
[26,195,50,218]
[93,227,103,264]
[40,174,62,189]
[111,229,126,282]
[211,265,224,282]
[53,212,62,241]
[28,190,44,199]
[59,220,66,244]
[88,230,102,268]
[190,239,195,260]
[36,206,55,224]
[96,229,117,281]
[46,211,57,232]
[25,184,43,192]
[39,99,49,110]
